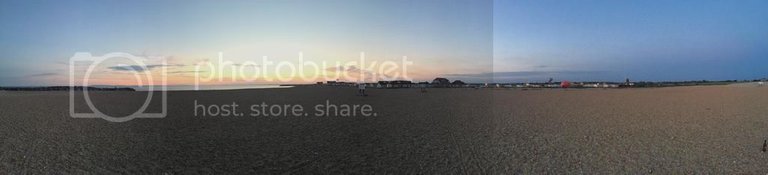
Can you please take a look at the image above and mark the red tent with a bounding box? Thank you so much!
[560,80,571,88]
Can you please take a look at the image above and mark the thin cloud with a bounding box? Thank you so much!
[108,64,184,72]
[168,70,206,74]
[325,65,394,80]
[26,73,58,77]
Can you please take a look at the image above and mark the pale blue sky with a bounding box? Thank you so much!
[494,0,768,82]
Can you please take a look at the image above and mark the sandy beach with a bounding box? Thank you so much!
[0,85,767,173]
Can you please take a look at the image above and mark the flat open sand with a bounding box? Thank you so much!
[0,85,767,173]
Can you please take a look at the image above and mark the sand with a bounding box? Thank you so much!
[0,85,767,173]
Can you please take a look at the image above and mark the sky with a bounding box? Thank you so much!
[494,0,768,82]
[0,0,766,86]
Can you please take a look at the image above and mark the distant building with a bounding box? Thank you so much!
[377,80,413,88]
[451,80,466,88]
[325,81,355,86]
[620,78,635,87]
[432,78,451,87]
[432,78,450,84]
[619,78,635,88]
[417,81,430,88]
[545,83,560,88]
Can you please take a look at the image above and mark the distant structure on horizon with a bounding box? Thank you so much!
[377,80,414,88]
[0,86,135,91]
[320,77,475,89]
[316,76,760,89]
[451,80,467,88]
[431,78,451,88]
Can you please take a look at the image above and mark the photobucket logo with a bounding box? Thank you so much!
[193,52,413,89]
[68,52,167,122]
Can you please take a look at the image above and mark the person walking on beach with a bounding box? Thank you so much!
[358,83,367,96]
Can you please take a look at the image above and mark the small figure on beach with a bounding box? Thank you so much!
[763,140,767,152]
[357,83,367,96]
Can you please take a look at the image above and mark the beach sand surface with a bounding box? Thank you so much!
[0,85,766,173]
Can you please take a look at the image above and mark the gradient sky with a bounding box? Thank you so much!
[0,0,766,85]
[494,0,768,82]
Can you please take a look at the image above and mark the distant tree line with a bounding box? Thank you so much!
[0,86,135,91]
